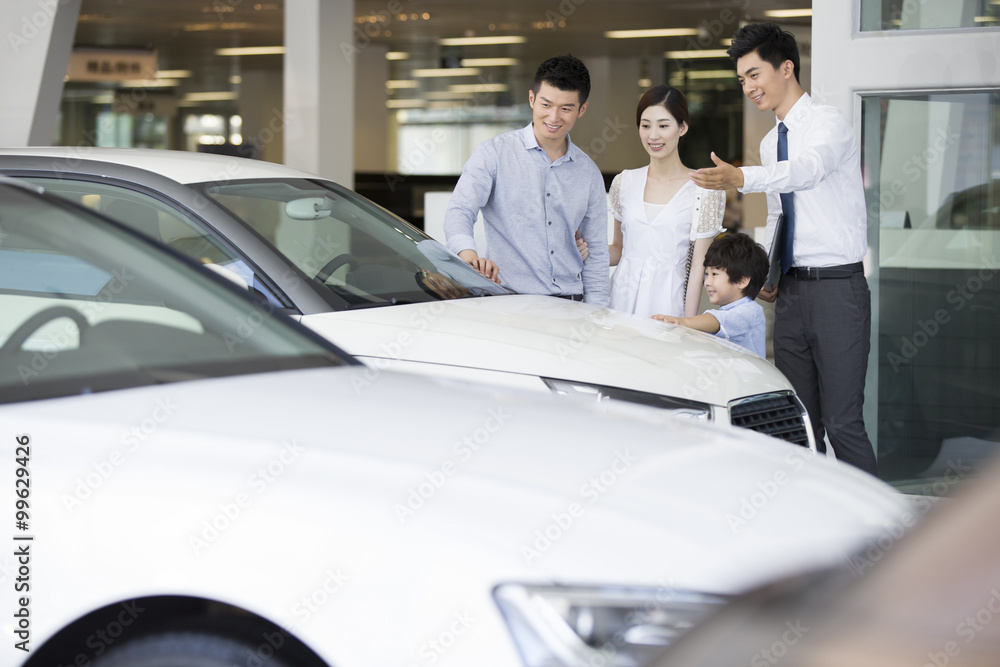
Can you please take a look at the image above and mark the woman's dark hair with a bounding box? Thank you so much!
[727,22,800,82]
[635,85,689,129]
[532,54,591,104]
[704,233,769,300]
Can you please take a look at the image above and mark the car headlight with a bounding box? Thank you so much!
[493,583,728,667]
[541,378,713,422]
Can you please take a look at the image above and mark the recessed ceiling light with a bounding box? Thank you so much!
[386,99,427,108]
[438,36,525,46]
[665,49,730,59]
[448,83,508,93]
[215,46,284,56]
[764,9,812,18]
[605,29,699,38]
[386,52,409,60]
[183,91,237,101]
[460,58,519,67]
[412,68,481,77]
[386,80,418,89]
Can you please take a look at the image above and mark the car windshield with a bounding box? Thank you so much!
[0,182,350,404]
[193,178,513,309]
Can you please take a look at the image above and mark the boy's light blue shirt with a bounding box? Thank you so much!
[443,124,610,306]
[706,296,766,357]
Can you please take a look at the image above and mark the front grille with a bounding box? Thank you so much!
[728,392,812,448]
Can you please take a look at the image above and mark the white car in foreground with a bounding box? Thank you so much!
[0,148,815,450]
[0,180,909,667]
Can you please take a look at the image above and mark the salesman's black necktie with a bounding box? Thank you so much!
[777,122,795,274]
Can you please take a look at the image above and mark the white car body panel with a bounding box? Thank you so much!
[0,147,798,428]
[298,295,790,412]
[11,367,907,666]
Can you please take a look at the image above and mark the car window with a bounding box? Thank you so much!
[196,178,512,309]
[0,184,349,404]
[22,177,286,308]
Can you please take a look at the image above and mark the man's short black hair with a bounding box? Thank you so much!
[704,233,769,300]
[727,22,800,83]
[532,54,591,104]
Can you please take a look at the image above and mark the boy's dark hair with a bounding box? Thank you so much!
[533,54,591,104]
[635,85,689,129]
[704,233,769,300]
[727,22,800,83]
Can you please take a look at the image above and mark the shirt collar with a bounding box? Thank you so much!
[519,122,579,162]
[777,92,811,131]
[720,296,751,310]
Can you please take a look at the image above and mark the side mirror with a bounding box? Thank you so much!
[285,197,334,221]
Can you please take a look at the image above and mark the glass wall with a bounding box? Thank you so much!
[862,90,1000,492]
[861,0,1000,31]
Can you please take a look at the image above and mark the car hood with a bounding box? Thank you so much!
[16,366,908,667]
[301,294,790,407]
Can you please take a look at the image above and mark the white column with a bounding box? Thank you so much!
[0,0,81,146]
[354,42,388,174]
[284,0,355,186]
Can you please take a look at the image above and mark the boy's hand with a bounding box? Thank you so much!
[575,230,589,262]
[690,152,744,190]
[651,314,681,324]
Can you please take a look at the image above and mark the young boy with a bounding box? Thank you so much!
[651,233,768,357]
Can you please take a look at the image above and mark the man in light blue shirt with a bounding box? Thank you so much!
[443,55,610,306]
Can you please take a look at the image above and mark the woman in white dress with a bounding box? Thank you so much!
[607,86,725,318]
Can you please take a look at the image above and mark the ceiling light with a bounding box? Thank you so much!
[386,51,409,60]
[120,79,180,87]
[665,49,730,59]
[764,9,812,18]
[974,15,1000,22]
[386,80,418,89]
[670,70,736,80]
[183,91,237,101]
[448,83,508,93]
[412,67,481,77]
[605,28,699,38]
[156,69,192,78]
[215,46,284,56]
[638,78,652,88]
[438,36,525,46]
[386,99,427,108]
[424,91,476,99]
[460,58,519,67]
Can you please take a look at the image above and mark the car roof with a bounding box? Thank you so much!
[0,147,324,185]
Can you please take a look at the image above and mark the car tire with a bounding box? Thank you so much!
[90,631,293,667]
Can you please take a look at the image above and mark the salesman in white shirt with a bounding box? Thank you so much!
[690,22,877,475]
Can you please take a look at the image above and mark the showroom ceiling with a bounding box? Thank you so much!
[69,0,812,105]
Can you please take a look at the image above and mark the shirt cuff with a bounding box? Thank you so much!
[446,234,477,256]
[738,166,767,194]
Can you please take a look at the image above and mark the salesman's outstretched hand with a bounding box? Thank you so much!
[690,152,744,190]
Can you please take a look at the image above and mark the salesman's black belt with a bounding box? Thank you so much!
[554,293,584,301]
[787,262,863,280]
